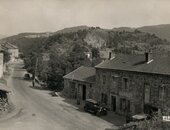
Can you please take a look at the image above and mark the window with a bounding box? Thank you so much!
[123,78,129,90]
[120,98,126,111]
[120,98,131,112]
[98,74,100,80]
[112,76,116,87]
[101,93,107,105]
[127,100,131,112]
[159,85,165,100]
[102,75,106,84]
[144,83,150,103]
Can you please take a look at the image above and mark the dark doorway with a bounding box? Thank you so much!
[82,85,86,100]
[70,82,76,99]
[144,84,150,104]
[111,96,116,112]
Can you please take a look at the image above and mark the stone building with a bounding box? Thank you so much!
[95,53,170,115]
[1,42,19,63]
[63,66,96,104]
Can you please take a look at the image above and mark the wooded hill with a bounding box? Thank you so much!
[1,25,170,90]
[2,25,170,56]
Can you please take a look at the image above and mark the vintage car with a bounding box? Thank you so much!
[24,73,31,80]
[84,99,107,116]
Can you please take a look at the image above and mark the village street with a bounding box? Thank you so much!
[0,61,115,130]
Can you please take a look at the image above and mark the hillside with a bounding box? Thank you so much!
[0,34,8,39]
[55,25,90,34]
[1,25,170,57]
[112,24,170,41]
[112,27,135,32]
[2,25,170,90]
[138,24,170,41]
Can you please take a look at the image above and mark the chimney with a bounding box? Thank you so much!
[145,51,153,64]
[108,52,112,60]
[145,52,149,62]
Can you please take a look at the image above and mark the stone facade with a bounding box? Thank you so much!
[94,68,170,115]
[63,79,95,104]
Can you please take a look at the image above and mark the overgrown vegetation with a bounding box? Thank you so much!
[3,27,170,91]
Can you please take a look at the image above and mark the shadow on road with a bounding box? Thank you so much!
[12,76,25,81]
[13,68,25,71]
[29,85,49,90]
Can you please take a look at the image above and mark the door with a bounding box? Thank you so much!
[111,96,116,112]
[144,84,150,104]
[70,82,76,99]
[82,85,86,100]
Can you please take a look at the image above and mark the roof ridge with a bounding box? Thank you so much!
[95,54,170,75]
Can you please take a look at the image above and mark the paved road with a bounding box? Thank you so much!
[0,62,114,130]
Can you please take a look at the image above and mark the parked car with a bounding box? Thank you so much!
[24,73,31,80]
[84,99,107,116]
[51,91,59,97]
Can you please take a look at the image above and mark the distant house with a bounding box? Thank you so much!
[95,52,170,115]
[1,42,19,63]
[63,66,96,104]
[99,48,115,60]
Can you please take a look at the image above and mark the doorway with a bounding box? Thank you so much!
[111,95,116,112]
[82,85,86,100]
[144,84,150,104]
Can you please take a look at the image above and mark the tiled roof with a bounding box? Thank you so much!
[1,42,18,49]
[63,66,96,83]
[95,54,170,75]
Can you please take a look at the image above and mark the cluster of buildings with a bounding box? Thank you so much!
[63,52,170,116]
[1,42,19,63]
[0,42,19,112]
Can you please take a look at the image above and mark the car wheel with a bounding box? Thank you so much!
[96,111,101,117]
[105,111,107,115]
[84,107,87,112]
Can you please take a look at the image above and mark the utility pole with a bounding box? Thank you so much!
[32,57,39,87]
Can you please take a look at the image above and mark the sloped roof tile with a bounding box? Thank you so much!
[63,66,96,83]
[95,54,170,75]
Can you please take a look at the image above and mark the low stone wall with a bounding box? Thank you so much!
[0,98,9,114]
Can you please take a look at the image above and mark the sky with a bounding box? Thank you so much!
[0,0,170,36]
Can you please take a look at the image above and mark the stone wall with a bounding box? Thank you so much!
[0,90,9,114]
[95,68,170,115]
[63,79,95,102]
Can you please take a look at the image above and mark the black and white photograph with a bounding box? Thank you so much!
[0,0,170,129]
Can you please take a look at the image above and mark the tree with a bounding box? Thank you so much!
[67,43,90,69]
[46,49,68,90]
[91,47,100,59]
